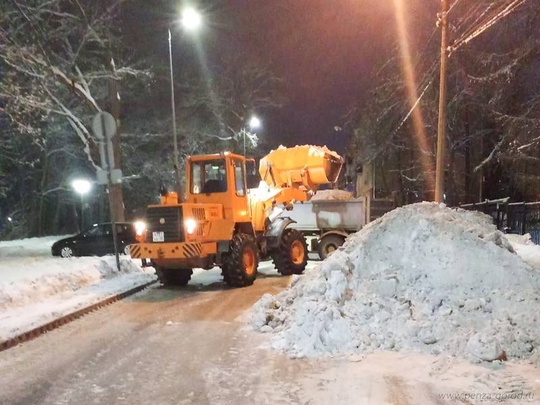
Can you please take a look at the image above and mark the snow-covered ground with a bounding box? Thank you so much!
[0,236,158,342]
[0,234,290,343]
[1,203,540,403]
[246,202,540,402]
[251,202,540,367]
[3,203,540,360]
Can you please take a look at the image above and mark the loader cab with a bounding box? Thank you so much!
[191,159,228,194]
[187,152,251,222]
[245,158,260,189]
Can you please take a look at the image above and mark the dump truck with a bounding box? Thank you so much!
[279,197,366,260]
[129,145,344,287]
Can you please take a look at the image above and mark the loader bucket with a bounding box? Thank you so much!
[259,145,344,191]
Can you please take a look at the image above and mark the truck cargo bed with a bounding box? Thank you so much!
[284,198,366,232]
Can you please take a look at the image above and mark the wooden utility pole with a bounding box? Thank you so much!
[109,58,125,222]
[435,0,449,203]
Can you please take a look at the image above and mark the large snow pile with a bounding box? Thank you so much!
[251,202,540,364]
[311,189,354,201]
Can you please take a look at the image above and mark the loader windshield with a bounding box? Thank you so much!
[191,159,227,194]
[233,158,246,197]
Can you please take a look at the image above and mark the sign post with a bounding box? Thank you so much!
[92,111,121,271]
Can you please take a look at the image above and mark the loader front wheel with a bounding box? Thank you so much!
[156,267,193,286]
[222,233,259,288]
[272,228,308,276]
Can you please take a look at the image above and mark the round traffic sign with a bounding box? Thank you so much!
[91,111,117,140]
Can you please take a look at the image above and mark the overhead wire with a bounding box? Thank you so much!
[394,0,529,134]
[450,0,528,53]
[450,2,495,46]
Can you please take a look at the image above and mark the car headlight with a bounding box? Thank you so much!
[185,218,197,235]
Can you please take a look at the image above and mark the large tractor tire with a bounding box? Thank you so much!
[222,233,259,288]
[272,228,308,276]
[156,267,193,286]
[317,234,346,260]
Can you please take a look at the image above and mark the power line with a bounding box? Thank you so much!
[450,0,528,54]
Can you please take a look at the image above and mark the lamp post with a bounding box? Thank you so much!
[72,179,92,231]
[244,115,261,156]
[168,7,202,202]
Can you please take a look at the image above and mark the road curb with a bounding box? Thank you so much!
[0,280,158,353]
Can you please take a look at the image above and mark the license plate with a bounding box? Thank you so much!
[152,231,164,242]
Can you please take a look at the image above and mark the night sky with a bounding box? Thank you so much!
[227,0,398,153]
[124,0,398,154]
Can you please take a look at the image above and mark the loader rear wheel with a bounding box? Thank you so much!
[222,233,259,288]
[317,234,346,260]
[272,228,308,276]
[156,267,193,286]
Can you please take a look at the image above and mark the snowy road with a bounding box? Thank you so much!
[0,267,425,404]
[1,229,540,404]
[1,261,539,404]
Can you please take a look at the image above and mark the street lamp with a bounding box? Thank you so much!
[181,7,202,30]
[72,179,92,231]
[244,115,261,156]
[249,115,261,130]
[168,7,202,202]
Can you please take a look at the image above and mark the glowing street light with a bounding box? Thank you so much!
[181,7,202,31]
[249,115,261,130]
[168,7,203,202]
[243,115,261,156]
[72,179,92,231]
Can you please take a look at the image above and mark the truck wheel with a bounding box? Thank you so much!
[272,228,308,276]
[156,267,193,286]
[222,233,259,287]
[318,234,345,260]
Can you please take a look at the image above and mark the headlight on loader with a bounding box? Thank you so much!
[185,218,197,235]
[134,221,147,242]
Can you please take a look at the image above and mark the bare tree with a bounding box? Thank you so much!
[346,0,540,204]
[0,1,293,237]
[178,53,285,155]
[0,0,150,235]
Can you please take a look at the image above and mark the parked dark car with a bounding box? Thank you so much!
[51,222,138,258]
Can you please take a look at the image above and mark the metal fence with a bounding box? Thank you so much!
[459,198,540,245]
